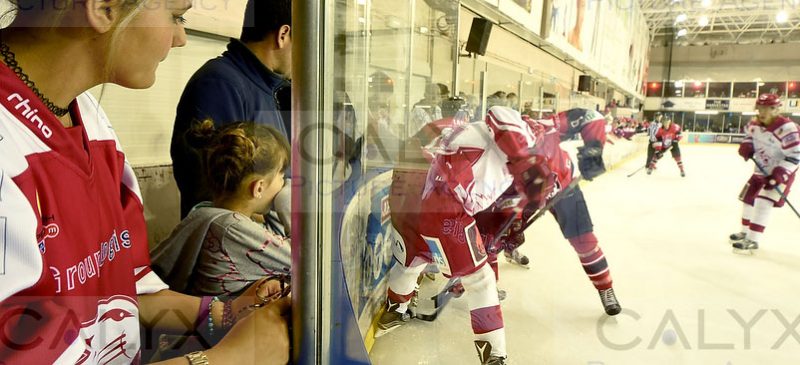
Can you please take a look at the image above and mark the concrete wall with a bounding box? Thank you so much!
[648,43,800,82]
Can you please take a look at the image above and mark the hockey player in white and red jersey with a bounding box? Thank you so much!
[730,93,800,252]
[475,107,621,316]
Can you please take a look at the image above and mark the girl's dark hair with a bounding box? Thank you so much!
[187,120,290,197]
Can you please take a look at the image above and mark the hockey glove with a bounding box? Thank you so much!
[508,155,555,209]
[577,140,606,181]
[767,166,791,189]
[654,150,664,160]
[652,142,665,151]
[738,142,754,161]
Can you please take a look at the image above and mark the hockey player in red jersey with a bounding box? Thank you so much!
[646,115,686,176]
[730,94,800,252]
[475,107,621,316]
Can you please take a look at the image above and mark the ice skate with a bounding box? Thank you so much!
[732,239,758,255]
[680,170,686,177]
[599,288,622,316]
[646,167,653,175]
[474,340,506,365]
[729,232,746,244]
[504,248,530,269]
[374,300,410,338]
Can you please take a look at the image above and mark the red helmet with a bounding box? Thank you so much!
[756,93,782,107]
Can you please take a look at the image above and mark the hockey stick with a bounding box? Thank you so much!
[485,176,584,252]
[752,159,800,219]
[414,277,461,321]
[627,165,647,178]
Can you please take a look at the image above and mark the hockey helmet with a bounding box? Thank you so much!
[755,93,781,107]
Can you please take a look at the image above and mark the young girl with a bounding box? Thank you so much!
[151,121,292,296]
[0,1,288,364]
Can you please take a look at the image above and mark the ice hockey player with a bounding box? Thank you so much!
[730,93,799,253]
[646,115,686,176]
[475,107,622,316]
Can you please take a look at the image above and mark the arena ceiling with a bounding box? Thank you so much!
[641,0,800,46]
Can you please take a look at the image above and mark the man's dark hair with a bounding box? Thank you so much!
[241,0,292,43]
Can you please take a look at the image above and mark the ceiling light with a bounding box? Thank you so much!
[677,28,688,37]
[776,10,789,23]
[675,13,687,23]
[701,0,711,7]
[698,15,709,27]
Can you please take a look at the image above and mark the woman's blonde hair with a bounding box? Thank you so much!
[187,120,291,198]
[3,0,149,81]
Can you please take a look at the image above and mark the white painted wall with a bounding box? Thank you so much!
[648,43,800,82]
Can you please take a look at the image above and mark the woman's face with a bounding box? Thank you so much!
[111,0,191,88]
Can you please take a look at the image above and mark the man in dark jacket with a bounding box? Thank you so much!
[171,0,292,219]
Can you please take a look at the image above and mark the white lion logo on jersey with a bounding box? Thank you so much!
[75,295,140,365]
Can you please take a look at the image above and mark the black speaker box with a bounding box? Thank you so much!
[578,75,592,92]
[466,18,492,56]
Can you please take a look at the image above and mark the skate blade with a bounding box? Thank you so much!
[732,248,756,255]
[374,324,404,338]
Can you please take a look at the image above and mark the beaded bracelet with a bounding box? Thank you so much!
[208,296,220,337]
[221,299,236,329]
[196,296,214,330]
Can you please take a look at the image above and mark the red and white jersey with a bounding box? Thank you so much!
[421,107,607,215]
[655,123,682,148]
[743,116,800,176]
[423,107,541,216]
[0,63,167,364]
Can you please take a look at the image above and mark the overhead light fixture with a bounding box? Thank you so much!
[677,28,688,37]
[701,0,711,7]
[675,13,687,23]
[698,15,709,27]
[776,10,789,23]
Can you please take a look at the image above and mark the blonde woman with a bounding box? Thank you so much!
[0,1,288,364]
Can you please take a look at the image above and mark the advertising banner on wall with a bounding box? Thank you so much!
[497,0,545,36]
[337,165,396,335]
[542,0,648,97]
[705,99,731,110]
[685,132,745,144]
